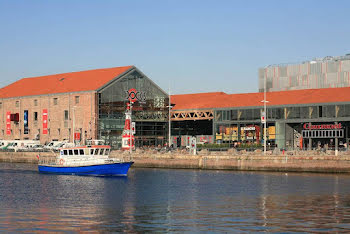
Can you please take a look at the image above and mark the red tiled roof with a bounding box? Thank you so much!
[0,66,133,98]
[171,87,350,110]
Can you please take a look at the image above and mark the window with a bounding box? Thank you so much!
[68,150,73,155]
[53,98,58,105]
[223,111,227,121]
[34,99,38,106]
[346,105,350,117]
[325,105,335,118]
[300,107,309,119]
[252,109,261,120]
[64,110,69,120]
[277,108,283,119]
[231,110,238,120]
[216,111,223,121]
[292,107,301,119]
[34,112,38,121]
[75,96,80,104]
[0,102,2,109]
[309,106,318,119]
[16,101,19,107]
[74,149,79,155]
[319,106,323,118]
[79,149,84,155]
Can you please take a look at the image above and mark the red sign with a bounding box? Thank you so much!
[127,88,138,103]
[10,113,19,122]
[74,132,81,140]
[6,111,11,135]
[42,109,48,134]
[126,88,146,103]
[303,123,342,130]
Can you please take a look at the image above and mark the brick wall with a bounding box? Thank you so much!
[0,91,97,144]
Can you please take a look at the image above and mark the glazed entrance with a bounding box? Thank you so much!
[98,70,168,149]
[287,122,349,150]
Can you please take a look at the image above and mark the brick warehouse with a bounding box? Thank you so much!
[0,66,169,148]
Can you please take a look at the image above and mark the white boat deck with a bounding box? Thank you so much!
[39,145,123,167]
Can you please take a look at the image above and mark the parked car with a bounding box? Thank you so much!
[29,144,45,151]
[44,141,67,150]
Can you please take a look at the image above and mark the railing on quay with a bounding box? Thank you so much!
[38,155,57,165]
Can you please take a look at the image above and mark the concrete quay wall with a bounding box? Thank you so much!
[3,150,350,173]
[115,154,350,173]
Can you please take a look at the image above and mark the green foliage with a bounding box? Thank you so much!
[197,143,263,149]
[238,143,262,148]
[197,143,230,149]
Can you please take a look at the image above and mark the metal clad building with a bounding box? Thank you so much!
[259,54,350,92]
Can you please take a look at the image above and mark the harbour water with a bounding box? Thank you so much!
[1,163,350,232]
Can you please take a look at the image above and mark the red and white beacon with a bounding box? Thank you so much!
[122,103,135,150]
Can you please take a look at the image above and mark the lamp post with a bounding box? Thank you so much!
[129,100,133,155]
[261,100,269,155]
[167,88,172,148]
[261,68,269,155]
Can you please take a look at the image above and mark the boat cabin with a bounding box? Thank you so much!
[60,146,111,157]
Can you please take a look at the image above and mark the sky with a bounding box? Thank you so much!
[0,0,349,95]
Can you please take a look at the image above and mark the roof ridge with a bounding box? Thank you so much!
[172,91,227,95]
[0,65,134,99]
[22,65,134,80]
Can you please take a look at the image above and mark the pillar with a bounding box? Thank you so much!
[275,121,285,149]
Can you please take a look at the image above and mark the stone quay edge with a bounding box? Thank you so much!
[1,149,350,173]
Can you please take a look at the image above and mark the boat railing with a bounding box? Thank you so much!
[38,155,123,166]
[38,155,57,165]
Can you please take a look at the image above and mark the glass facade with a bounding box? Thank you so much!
[214,104,350,147]
[98,70,168,148]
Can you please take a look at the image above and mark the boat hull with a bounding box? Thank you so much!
[38,162,134,176]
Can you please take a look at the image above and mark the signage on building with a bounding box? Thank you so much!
[131,122,136,134]
[6,111,11,135]
[74,132,81,140]
[24,110,29,134]
[242,126,256,131]
[42,109,48,134]
[261,111,266,124]
[302,122,343,138]
[126,88,146,103]
[303,123,342,130]
[10,113,19,122]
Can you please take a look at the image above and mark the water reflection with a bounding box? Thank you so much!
[1,163,350,232]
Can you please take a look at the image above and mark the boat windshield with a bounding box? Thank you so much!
[60,147,110,156]
[61,149,87,156]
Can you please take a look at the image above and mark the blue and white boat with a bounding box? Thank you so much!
[38,145,133,176]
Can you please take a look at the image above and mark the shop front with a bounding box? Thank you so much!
[214,123,277,147]
[300,122,347,150]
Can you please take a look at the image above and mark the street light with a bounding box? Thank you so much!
[261,100,269,155]
[129,100,133,155]
[166,87,173,148]
[261,67,269,155]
